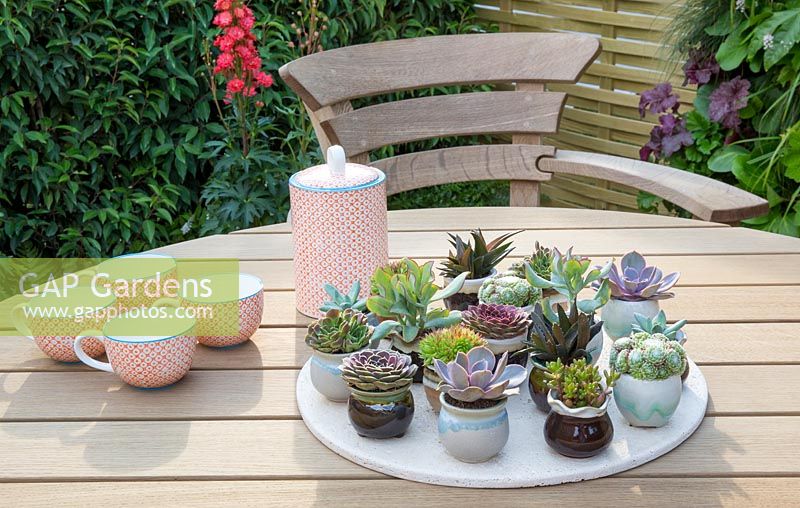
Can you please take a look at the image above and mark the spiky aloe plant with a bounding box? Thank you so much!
[319,281,367,313]
[524,303,602,365]
[367,258,467,350]
[440,229,520,280]
[545,357,618,409]
[419,325,487,367]
[305,309,399,354]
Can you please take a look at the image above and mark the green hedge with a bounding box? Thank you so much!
[0,0,491,257]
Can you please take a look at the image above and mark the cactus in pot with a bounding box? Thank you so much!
[478,273,540,310]
[596,251,680,339]
[305,309,399,402]
[440,229,520,311]
[610,332,687,427]
[339,349,418,438]
[543,358,618,458]
[462,303,531,365]
[419,326,487,412]
[433,346,526,462]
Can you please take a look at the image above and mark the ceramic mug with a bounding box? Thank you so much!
[158,273,264,348]
[73,307,196,389]
[12,286,116,363]
[79,253,178,310]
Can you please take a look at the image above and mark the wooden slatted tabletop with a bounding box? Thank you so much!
[4,207,800,506]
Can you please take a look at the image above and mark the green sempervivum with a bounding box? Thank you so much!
[419,325,487,367]
[509,242,554,281]
[478,274,540,307]
[545,357,619,409]
[610,332,687,381]
[305,309,398,354]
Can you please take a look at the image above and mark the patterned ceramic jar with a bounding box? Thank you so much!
[73,307,196,389]
[289,145,388,318]
[180,273,264,348]
[12,286,116,363]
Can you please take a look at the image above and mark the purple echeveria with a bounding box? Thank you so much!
[639,114,694,161]
[638,83,680,118]
[709,77,750,129]
[433,346,526,402]
[683,52,720,86]
[604,251,680,302]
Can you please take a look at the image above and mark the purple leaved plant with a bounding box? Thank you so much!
[638,83,680,117]
[683,51,720,86]
[433,346,526,402]
[640,114,694,161]
[709,77,750,129]
[601,251,680,302]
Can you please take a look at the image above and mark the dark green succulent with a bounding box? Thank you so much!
[440,229,520,279]
[524,303,603,365]
[305,309,398,354]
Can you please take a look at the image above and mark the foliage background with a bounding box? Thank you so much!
[0,0,498,257]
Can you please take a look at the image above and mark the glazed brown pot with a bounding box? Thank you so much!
[528,359,550,413]
[544,391,613,458]
[347,386,415,439]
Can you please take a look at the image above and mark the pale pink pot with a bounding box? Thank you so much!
[289,146,388,318]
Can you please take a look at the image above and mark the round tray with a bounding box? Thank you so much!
[297,343,708,488]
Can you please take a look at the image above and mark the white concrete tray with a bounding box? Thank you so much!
[296,341,708,488]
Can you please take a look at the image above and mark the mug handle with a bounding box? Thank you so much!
[10,303,34,340]
[152,297,180,308]
[74,332,113,373]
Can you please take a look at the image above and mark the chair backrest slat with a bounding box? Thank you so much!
[372,145,555,196]
[279,33,600,109]
[322,91,566,157]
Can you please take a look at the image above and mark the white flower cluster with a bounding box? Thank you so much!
[763,33,775,50]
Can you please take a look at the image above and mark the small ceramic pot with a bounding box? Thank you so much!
[602,298,660,339]
[310,350,352,402]
[423,366,443,413]
[614,373,682,427]
[528,358,550,413]
[348,386,414,438]
[193,273,264,348]
[438,393,509,463]
[545,390,613,458]
[444,269,496,311]
[486,331,528,367]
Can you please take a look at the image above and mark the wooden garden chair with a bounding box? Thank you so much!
[279,33,768,224]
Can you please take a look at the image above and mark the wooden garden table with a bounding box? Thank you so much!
[3,207,800,506]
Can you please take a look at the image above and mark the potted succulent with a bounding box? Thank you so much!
[461,303,532,366]
[440,229,520,311]
[610,332,687,427]
[305,309,399,402]
[418,325,487,412]
[523,303,603,412]
[508,242,563,306]
[319,281,367,313]
[525,248,610,363]
[544,358,618,458]
[477,272,541,311]
[632,311,690,380]
[369,261,408,296]
[367,258,467,381]
[598,251,680,339]
[433,347,526,463]
[340,349,418,438]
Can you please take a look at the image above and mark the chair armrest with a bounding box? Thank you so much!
[538,150,769,224]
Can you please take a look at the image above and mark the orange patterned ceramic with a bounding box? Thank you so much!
[182,273,264,348]
[74,308,196,389]
[12,286,116,363]
[87,253,178,310]
[289,145,388,317]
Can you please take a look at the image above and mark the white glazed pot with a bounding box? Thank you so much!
[602,298,660,339]
[586,330,604,365]
[485,331,527,356]
[614,373,682,427]
[309,350,351,402]
[438,393,509,463]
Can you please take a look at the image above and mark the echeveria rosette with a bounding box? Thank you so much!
[526,247,611,322]
[478,274,540,308]
[602,251,680,302]
[610,332,687,381]
[461,304,532,339]
[433,346,527,402]
[340,349,417,392]
[305,309,400,354]
[709,76,750,130]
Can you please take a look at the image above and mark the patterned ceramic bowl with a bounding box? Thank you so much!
[74,307,196,389]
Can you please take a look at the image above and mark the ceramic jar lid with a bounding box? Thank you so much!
[289,145,385,192]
